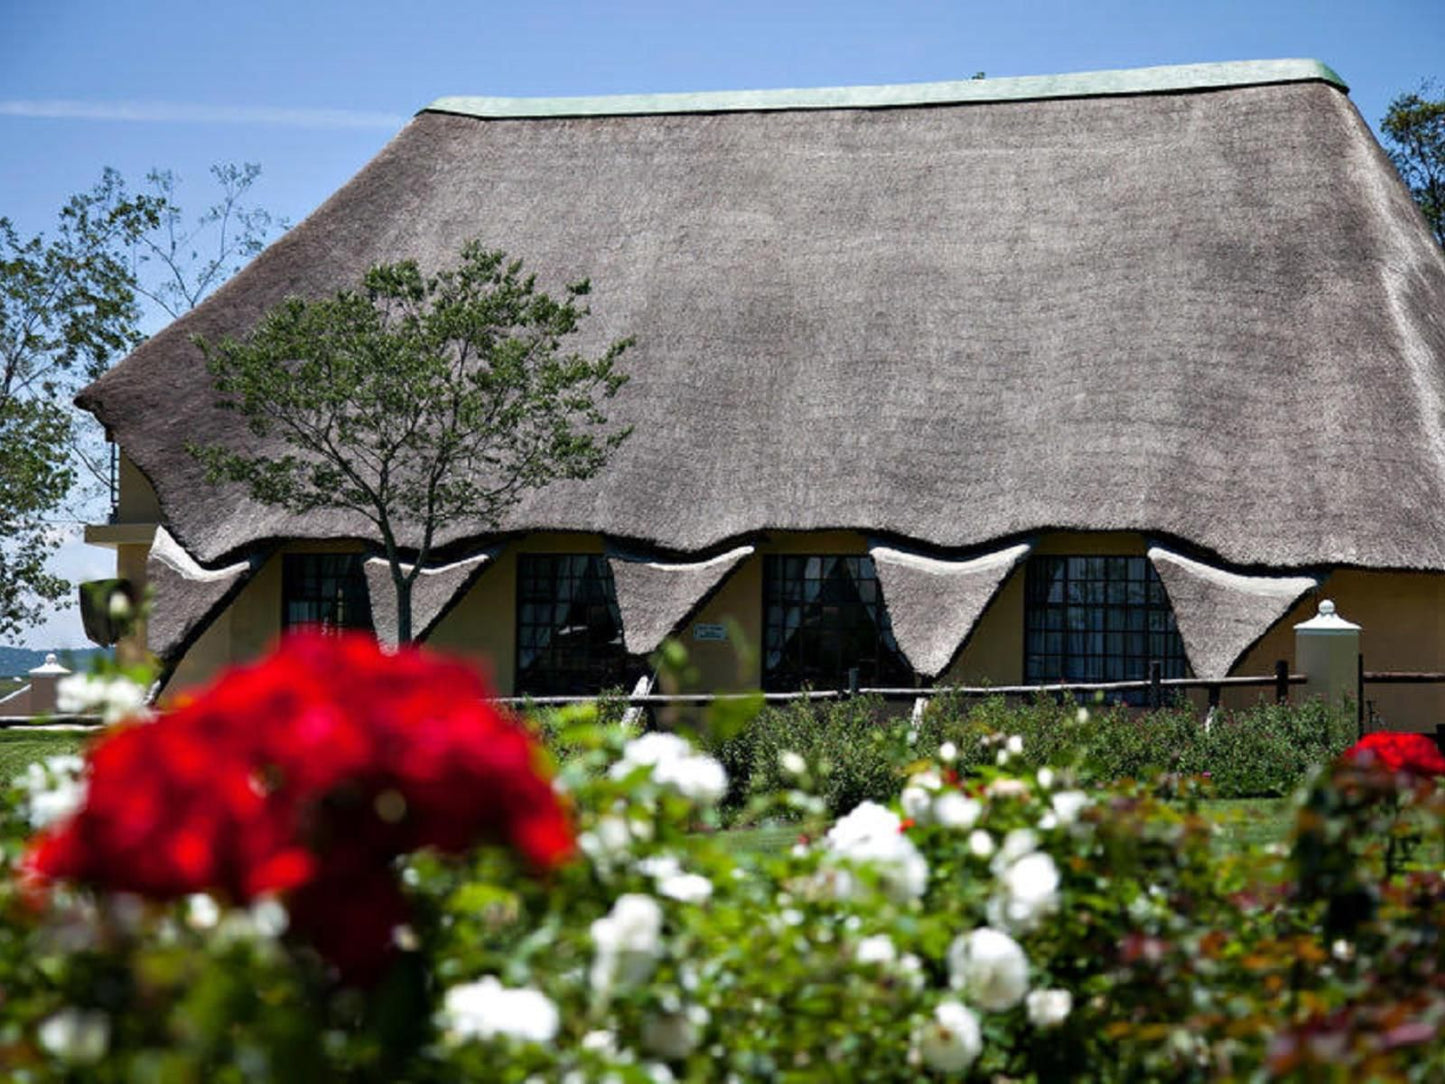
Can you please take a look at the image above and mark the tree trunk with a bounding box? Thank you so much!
[393,569,414,645]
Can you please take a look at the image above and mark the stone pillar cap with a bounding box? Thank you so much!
[1293,599,1362,633]
[28,653,71,676]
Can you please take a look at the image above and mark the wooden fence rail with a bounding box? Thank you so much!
[0,662,1306,729]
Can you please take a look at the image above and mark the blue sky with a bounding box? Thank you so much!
[2,0,1441,648]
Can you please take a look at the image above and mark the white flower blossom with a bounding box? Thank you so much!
[949,927,1030,1011]
[988,851,1062,933]
[591,893,665,992]
[992,828,1039,871]
[37,1009,110,1064]
[657,872,713,904]
[441,977,560,1043]
[915,1000,982,1074]
[855,934,898,966]
[1026,988,1073,1028]
[612,732,728,806]
[1037,767,1056,790]
[985,777,1029,800]
[938,741,958,763]
[641,1005,707,1060]
[1051,790,1091,827]
[56,673,149,725]
[186,894,220,930]
[824,801,929,902]
[15,755,87,829]
[932,791,982,831]
[1006,734,1024,755]
[967,829,995,859]
[900,785,934,824]
[779,750,807,777]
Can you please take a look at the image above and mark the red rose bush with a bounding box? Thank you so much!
[1342,729,1445,777]
[23,632,571,980]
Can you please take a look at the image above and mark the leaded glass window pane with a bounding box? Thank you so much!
[762,554,913,692]
[282,554,373,633]
[516,555,634,696]
[1024,555,1188,702]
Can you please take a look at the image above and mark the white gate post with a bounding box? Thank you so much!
[27,653,71,717]
[1293,600,1360,708]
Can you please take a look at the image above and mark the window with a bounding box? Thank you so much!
[516,555,634,696]
[1024,556,1188,695]
[763,555,913,692]
[282,554,373,632]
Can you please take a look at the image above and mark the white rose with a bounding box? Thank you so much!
[938,740,958,763]
[37,1009,109,1065]
[779,750,807,777]
[991,828,1039,872]
[1006,734,1024,755]
[441,977,560,1044]
[658,872,713,904]
[16,755,87,829]
[854,934,898,966]
[1051,790,1091,827]
[824,801,929,902]
[1037,767,1056,790]
[1026,988,1073,1028]
[988,851,1062,933]
[900,785,933,824]
[641,1006,707,1061]
[967,829,995,859]
[591,893,665,992]
[932,791,982,830]
[915,1000,982,1074]
[948,927,1030,1012]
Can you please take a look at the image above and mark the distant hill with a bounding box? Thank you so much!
[0,646,114,679]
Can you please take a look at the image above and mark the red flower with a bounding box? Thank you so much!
[23,633,573,982]
[1342,731,1445,777]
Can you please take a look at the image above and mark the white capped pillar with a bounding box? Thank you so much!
[1294,599,1360,708]
[27,653,71,716]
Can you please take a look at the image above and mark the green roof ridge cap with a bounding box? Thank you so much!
[423,59,1347,120]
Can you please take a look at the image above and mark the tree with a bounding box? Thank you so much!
[129,163,288,321]
[1382,83,1445,249]
[192,242,633,644]
[0,171,160,638]
[1,164,286,641]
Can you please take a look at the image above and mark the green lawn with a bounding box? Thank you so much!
[0,729,90,781]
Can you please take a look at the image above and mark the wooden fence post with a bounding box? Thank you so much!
[1273,659,1289,704]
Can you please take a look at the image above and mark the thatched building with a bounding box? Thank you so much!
[78,60,1445,726]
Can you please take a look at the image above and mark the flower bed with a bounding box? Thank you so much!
[1,640,1441,1080]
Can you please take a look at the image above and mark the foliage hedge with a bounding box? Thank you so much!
[713,694,1358,819]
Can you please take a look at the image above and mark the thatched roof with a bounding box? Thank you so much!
[870,542,1031,678]
[363,551,496,648]
[78,59,1445,669]
[607,545,754,654]
[1147,546,1317,680]
[144,528,253,658]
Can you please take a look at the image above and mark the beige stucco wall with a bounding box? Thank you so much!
[165,540,365,696]
[149,520,1445,730]
[1235,570,1445,731]
[942,532,1149,688]
[117,452,161,522]
[426,533,606,695]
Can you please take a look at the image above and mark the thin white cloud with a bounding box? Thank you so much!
[0,99,407,130]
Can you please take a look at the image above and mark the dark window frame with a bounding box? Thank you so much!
[515,554,635,696]
[281,553,374,633]
[762,554,913,693]
[1023,555,1189,700]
